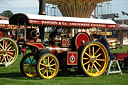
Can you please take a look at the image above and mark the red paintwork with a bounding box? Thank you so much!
[62,39,66,46]
[114,53,128,61]
[0,30,4,37]
[29,19,116,28]
[21,48,26,52]
[26,42,45,49]
[67,52,78,65]
[50,45,57,54]
[75,33,90,49]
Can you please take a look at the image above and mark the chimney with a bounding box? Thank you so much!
[38,0,46,15]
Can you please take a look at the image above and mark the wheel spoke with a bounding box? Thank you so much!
[96,59,105,61]
[6,55,10,62]
[50,68,55,71]
[29,56,32,63]
[0,49,3,52]
[87,63,90,71]
[50,64,56,67]
[24,64,29,66]
[5,41,8,49]
[25,60,30,64]
[7,46,12,50]
[8,52,14,55]
[47,70,48,77]
[6,42,11,50]
[40,67,45,71]
[83,61,90,65]
[49,59,54,64]
[89,45,91,55]
[40,63,46,66]
[94,48,100,55]
[7,54,14,59]
[84,52,91,58]
[1,56,5,63]
[95,61,102,67]
[7,49,15,52]
[29,67,33,74]
[42,69,47,75]
[25,66,30,72]
[48,57,49,65]
[96,53,102,58]
[93,46,94,56]
[0,43,4,49]
[82,58,89,60]
[3,40,4,49]
[49,68,53,74]
[93,63,99,73]
[32,69,35,74]
[43,59,47,65]
[91,63,94,73]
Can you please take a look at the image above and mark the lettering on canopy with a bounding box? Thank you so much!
[29,19,116,28]
[0,24,16,28]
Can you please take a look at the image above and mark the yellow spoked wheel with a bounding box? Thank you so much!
[20,53,37,77]
[0,38,18,66]
[79,41,108,77]
[37,53,59,79]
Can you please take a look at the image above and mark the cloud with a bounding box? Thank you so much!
[8,0,38,7]
[0,0,39,14]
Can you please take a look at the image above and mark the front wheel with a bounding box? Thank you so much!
[20,53,37,77]
[36,53,59,79]
[79,41,108,77]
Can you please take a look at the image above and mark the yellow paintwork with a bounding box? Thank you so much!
[81,42,108,76]
[38,54,59,79]
[0,38,18,66]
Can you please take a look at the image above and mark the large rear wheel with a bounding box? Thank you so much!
[37,53,59,79]
[0,38,18,66]
[79,41,108,77]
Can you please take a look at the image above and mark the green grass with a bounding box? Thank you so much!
[0,46,128,85]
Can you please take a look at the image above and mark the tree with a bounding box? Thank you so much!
[1,10,13,18]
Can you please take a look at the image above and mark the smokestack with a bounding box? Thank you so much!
[38,0,46,15]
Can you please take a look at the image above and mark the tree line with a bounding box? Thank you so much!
[0,10,13,18]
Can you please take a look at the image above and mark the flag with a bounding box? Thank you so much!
[91,15,98,19]
[98,15,103,19]
[121,11,126,15]
[126,13,128,16]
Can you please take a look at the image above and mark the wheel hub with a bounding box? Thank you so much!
[90,57,96,62]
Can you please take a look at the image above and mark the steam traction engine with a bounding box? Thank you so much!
[8,13,116,79]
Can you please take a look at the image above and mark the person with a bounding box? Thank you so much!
[93,34,116,60]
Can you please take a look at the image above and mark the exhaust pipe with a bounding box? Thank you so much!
[38,0,46,15]
[38,0,46,41]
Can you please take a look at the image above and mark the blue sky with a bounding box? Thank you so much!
[0,0,128,19]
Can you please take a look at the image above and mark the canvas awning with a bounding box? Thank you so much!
[9,13,116,29]
[116,24,128,30]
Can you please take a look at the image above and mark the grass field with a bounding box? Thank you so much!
[0,46,128,85]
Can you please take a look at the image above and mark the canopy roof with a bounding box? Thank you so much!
[0,20,24,29]
[0,20,9,24]
[9,13,116,28]
[45,0,111,18]
[46,0,111,5]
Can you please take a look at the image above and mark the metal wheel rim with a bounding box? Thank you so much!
[0,38,18,65]
[81,42,108,76]
[38,54,59,79]
[22,54,37,77]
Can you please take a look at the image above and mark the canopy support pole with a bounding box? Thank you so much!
[105,28,107,38]
[24,23,27,41]
[17,23,20,40]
